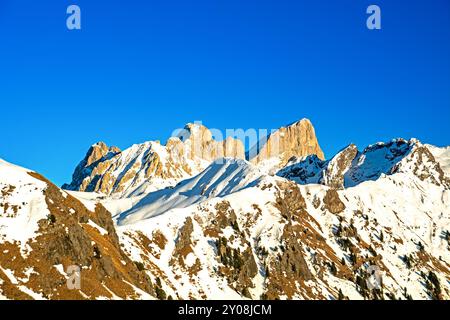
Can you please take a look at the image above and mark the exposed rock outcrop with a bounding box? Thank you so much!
[323,189,346,214]
[321,144,358,189]
[62,142,121,193]
[250,119,325,165]
[170,217,195,268]
[209,202,258,298]
[392,145,450,188]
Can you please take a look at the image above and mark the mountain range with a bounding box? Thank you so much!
[0,119,449,300]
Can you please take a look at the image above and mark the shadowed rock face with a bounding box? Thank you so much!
[278,139,450,191]
[277,144,358,190]
[250,119,325,165]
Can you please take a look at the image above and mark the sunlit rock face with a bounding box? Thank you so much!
[250,119,325,166]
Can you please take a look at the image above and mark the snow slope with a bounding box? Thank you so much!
[117,158,263,225]
[117,165,449,300]
[0,159,49,249]
[112,138,450,300]
[428,144,450,176]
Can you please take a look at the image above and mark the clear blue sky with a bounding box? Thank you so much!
[0,0,449,186]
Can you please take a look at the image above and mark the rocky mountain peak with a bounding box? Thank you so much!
[250,118,325,166]
[320,144,358,189]
[62,142,121,192]
[85,142,121,167]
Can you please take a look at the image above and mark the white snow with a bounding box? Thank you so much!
[0,159,49,250]
[117,158,263,225]
[66,191,101,212]
[1,136,449,300]
[0,266,18,284]
[427,144,450,176]
[86,220,108,236]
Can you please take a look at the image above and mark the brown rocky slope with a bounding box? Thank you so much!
[0,161,155,300]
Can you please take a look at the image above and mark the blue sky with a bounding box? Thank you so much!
[0,0,449,185]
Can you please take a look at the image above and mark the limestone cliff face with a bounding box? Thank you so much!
[250,119,325,166]
[63,123,245,197]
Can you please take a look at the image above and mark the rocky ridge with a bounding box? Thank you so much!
[63,123,246,197]
[278,138,450,190]
[64,119,324,197]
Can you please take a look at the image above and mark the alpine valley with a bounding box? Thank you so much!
[0,119,449,300]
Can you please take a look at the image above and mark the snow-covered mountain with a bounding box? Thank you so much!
[102,139,449,300]
[63,123,246,198]
[1,119,449,300]
[63,119,325,198]
[0,159,155,300]
[278,139,450,189]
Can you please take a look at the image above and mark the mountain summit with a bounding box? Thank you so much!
[249,118,325,166]
[1,118,449,300]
